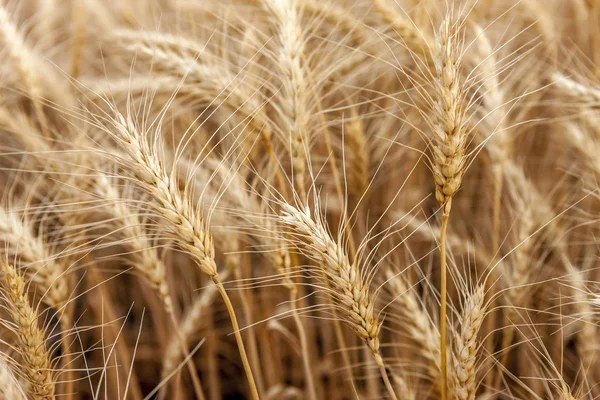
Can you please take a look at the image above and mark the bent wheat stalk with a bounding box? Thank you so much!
[279,201,398,400]
[98,109,259,400]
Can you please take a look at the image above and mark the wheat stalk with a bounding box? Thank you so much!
[279,201,398,400]
[426,11,470,398]
[97,109,259,399]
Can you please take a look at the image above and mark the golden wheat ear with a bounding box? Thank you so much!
[0,260,55,400]
[276,192,398,400]
[450,283,486,400]
[90,104,260,399]
[425,10,471,398]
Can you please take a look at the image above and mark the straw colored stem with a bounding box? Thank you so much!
[440,213,449,400]
[60,324,74,400]
[233,267,266,398]
[289,286,317,400]
[212,276,259,400]
[375,354,399,400]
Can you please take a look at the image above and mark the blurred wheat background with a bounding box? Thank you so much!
[0,0,598,399]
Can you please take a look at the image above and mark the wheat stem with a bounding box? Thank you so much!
[212,276,259,400]
[232,263,266,399]
[377,356,399,400]
[440,213,449,400]
[290,286,318,400]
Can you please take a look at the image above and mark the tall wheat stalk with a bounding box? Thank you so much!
[426,12,470,399]
[95,108,260,400]
[279,200,398,400]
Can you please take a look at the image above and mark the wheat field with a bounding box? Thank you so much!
[0,0,598,399]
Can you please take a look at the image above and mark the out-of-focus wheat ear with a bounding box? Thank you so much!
[0,5,50,139]
[519,0,558,65]
[346,106,369,208]
[471,22,510,255]
[279,202,398,400]
[392,373,416,400]
[0,260,55,400]
[162,270,229,396]
[70,0,86,79]
[36,0,58,42]
[109,29,271,151]
[495,167,541,389]
[93,172,174,314]
[470,22,511,388]
[240,27,287,193]
[0,357,26,400]
[105,111,259,400]
[552,72,600,103]
[588,0,600,66]
[563,254,599,394]
[372,0,432,54]
[427,11,469,399]
[385,269,441,387]
[263,0,310,199]
[300,0,370,45]
[450,284,485,400]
